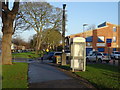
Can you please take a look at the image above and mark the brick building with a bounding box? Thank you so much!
[66,22,120,55]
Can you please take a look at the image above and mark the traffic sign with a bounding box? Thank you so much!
[107,43,111,47]
[106,39,112,43]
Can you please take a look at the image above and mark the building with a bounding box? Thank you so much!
[66,22,120,55]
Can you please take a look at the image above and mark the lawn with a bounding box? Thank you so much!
[75,64,119,89]
[12,52,41,58]
[2,62,28,88]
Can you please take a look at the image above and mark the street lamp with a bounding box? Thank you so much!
[61,4,66,65]
[83,24,88,38]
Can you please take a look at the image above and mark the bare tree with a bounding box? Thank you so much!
[18,2,62,54]
[12,36,26,46]
[1,0,19,65]
[29,34,37,49]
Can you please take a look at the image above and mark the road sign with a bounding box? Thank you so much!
[107,43,111,47]
[106,39,112,43]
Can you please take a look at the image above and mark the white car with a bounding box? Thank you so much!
[111,51,120,60]
[86,53,110,63]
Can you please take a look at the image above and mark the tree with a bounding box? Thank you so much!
[42,29,62,50]
[19,2,62,54]
[12,36,26,46]
[1,0,19,64]
[29,34,37,49]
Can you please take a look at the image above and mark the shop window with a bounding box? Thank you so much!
[98,48,105,52]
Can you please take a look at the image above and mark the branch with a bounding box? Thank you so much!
[2,2,10,13]
[20,14,38,33]
[6,0,9,8]
[11,0,19,14]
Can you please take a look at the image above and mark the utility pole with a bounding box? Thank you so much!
[61,4,66,65]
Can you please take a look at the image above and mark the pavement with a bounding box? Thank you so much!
[28,60,95,88]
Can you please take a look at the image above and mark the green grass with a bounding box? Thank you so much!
[2,62,28,88]
[75,64,119,89]
[12,52,40,58]
[58,64,71,70]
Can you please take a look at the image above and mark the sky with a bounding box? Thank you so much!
[49,2,118,35]
[0,0,119,42]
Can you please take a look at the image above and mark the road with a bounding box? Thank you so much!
[28,61,92,88]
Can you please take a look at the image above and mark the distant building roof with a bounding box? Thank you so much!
[98,22,107,28]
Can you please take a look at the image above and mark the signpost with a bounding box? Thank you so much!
[106,39,112,43]
[107,43,111,47]
[106,39,112,59]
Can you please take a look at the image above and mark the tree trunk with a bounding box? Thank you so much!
[35,34,39,55]
[1,1,19,65]
[35,33,42,55]
[2,28,13,65]
[2,12,14,65]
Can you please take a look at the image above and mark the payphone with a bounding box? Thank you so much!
[70,37,86,72]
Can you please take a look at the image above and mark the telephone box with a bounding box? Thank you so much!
[70,37,86,72]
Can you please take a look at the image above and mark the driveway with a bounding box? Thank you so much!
[28,61,93,88]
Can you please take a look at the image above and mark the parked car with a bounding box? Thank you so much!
[102,53,111,61]
[47,52,55,60]
[86,52,110,63]
[111,51,120,60]
[52,52,62,63]
[42,52,55,60]
[88,50,98,56]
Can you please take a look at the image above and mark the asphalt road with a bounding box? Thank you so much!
[28,61,90,88]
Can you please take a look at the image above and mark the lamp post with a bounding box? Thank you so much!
[83,24,88,38]
[61,4,66,65]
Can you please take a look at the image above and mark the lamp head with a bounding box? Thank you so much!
[83,24,88,26]
[63,4,66,9]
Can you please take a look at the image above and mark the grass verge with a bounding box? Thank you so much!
[58,64,119,89]
[12,52,40,58]
[75,64,119,89]
[58,64,71,70]
[2,62,28,88]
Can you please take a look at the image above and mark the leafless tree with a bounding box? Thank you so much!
[18,2,62,54]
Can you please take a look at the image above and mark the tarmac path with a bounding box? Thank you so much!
[28,61,91,88]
